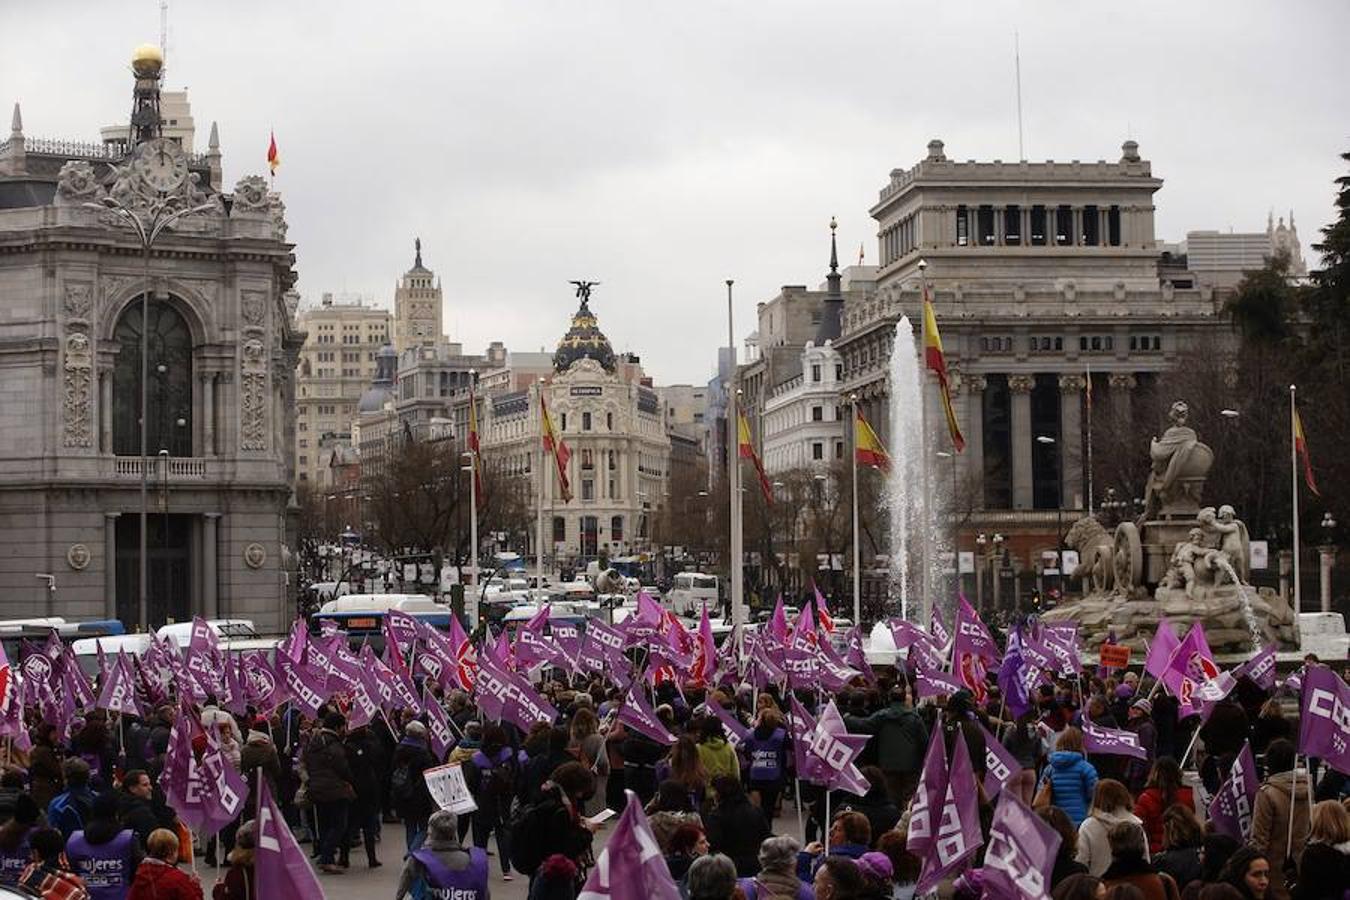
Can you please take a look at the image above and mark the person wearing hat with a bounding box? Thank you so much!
[391,720,439,852]
[394,810,489,900]
[1123,699,1157,796]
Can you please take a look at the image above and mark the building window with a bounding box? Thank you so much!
[552,516,566,544]
[1030,205,1047,245]
[560,412,567,431]
[812,442,824,460]
[1004,205,1021,245]
[113,297,193,457]
[977,205,995,245]
[298,455,307,465]
[812,406,823,422]
[608,450,616,471]
[606,412,613,430]
[582,479,594,501]
[956,206,969,246]
[834,440,843,459]
[581,449,594,470]
[1083,205,1100,246]
[811,364,821,382]
[611,516,623,542]
[582,411,592,431]
[609,478,617,499]
[1108,205,1122,246]
[835,364,843,381]
[1056,206,1073,245]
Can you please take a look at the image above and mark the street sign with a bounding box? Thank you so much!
[958,551,975,574]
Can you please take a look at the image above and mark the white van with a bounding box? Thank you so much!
[665,572,719,616]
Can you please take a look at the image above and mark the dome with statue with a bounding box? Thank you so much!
[553,281,615,373]
[357,344,398,413]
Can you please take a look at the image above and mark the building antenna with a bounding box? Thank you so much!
[1014,30,1025,160]
[159,0,169,82]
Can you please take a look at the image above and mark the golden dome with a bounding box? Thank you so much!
[131,44,164,78]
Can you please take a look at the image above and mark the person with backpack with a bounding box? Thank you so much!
[464,724,526,881]
[390,720,439,853]
[510,761,597,888]
[394,810,489,900]
[48,758,97,841]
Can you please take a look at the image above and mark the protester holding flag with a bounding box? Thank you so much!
[340,723,385,870]
[1248,740,1311,900]
[744,709,788,817]
[842,684,928,810]
[126,829,202,900]
[510,761,596,883]
[210,819,255,900]
[299,711,355,874]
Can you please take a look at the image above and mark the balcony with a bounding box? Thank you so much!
[113,457,208,479]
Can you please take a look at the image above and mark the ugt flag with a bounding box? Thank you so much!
[1299,667,1350,775]
[1209,743,1259,841]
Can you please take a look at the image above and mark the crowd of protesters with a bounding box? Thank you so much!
[0,616,1344,900]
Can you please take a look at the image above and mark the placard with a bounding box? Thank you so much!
[1249,540,1269,570]
[1098,643,1132,668]
[423,763,477,815]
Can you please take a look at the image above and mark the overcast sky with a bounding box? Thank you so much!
[4,1,1347,385]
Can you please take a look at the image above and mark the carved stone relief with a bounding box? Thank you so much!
[240,292,267,331]
[232,175,270,213]
[240,338,269,451]
[54,160,106,206]
[62,332,93,447]
[66,544,91,570]
[243,542,266,569]
[63,283,93,322]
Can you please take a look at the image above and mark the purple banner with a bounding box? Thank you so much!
[983,791,1061,900]
[1299,667,1350,775]
[914,664,963,700]
[980,724,1022,798]
[618,683,676,746]
[1082,718,1148,760]
[474,660,558,732]
[1209,743,1259,841]
[803,701,869,794]
[1235,644,1277,691]
[915,734,983,894]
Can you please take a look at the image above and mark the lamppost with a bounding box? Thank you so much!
[462,451,478,597]
[1037,434,1064,602]
[975,533,987,612]
[1319,511,1337,613]
[991,533,1005,611]
[1099,488,1128,526]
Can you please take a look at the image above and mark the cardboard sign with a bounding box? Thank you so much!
[423,763,477,815]
[1098,643,1132,668]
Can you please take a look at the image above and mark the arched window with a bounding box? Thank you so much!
[113,298,193,457]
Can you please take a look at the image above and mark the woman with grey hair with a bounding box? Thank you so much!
[738,836,814,900]
[394,809,490,900]
[687,853,739,900]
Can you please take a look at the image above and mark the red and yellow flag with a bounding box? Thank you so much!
[854,408,890,472]
[468,383,483,505]
[1294,408,1320,497]
[540,391,572,503]
[737,413,774,506]
[266,131,280,176]
[922,286,965,452]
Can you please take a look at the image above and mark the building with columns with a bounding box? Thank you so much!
[479,291,670,565]
[837,139,1229,531]
[0,51,301,630]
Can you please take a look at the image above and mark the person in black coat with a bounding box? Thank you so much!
[341,725,384,869]
[704,776,771,877]
[832,767,900,848]
[390,721,439,852]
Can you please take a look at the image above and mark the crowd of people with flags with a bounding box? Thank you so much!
[0,589,1343,900]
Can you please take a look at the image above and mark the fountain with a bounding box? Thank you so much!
[886,316,947,622]
[1046,399,1297,654]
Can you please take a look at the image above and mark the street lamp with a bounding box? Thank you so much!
[975,532,987,612]
[1036,434,1065,602]
[88,190,214,633]
[1099,487,1128,526]
[1319,511,1337,613]
[462,451,478,596]
[992,533,1005,611]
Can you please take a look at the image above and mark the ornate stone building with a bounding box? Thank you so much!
[0,50,301,630]
[480,292,670,564]
[393,239,444,353]
[838,139,1228,523]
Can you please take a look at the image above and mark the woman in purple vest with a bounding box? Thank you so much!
[65,793,144,900]
[0,795,40,886]
[744,710,788,819]
[395,809,490,900]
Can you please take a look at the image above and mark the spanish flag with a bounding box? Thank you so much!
[267,131,280,176]
[1294,407,1320,497]
[737,413,774,505]
[468,382,483,506]
[922,286,966,452]
[854,408,890,472]
[540,391,572,503]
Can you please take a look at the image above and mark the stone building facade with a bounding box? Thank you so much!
[837,139,1228,521]
[0,65,301,631]
[393,239,444,353]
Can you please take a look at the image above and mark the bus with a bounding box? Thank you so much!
[665,572,719,616]
[312,594,456,650]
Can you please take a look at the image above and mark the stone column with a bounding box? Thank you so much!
[962,374,986,506]
[1058,374,1086,510]
[99,371,113,453]
[103,512,119,620]
[1107,373,1136,438]
[1009,374,1035,510]
[201,373,215,457]
[203,513,220,618]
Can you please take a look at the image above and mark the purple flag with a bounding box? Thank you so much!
[618,683,676,745]
[277,654,328,716]
[95,652,142,717]
[906,635,947,673]
[954,595,997,665]
[789,696,826,784]
[915,733,983,893]
[423,686,454,759]
[888,618,928,650]
[221,653,249,717]
[997,627,1033,719]
[930,607,952,652]
[906,731,948,859]
[160,711,210,832]
[1209,743,1259,840]
[805,701,869,794]
[980,724,1022,798]
[983,791,1061,900]
[186,616,225,696]
[1235,644,1277,691]
[701,702,749,749]
[583,618,628,666]
[195,723,248,837]
[782,646,821,691]
[844,628,875,685]
[1144,617,1181,680]
[1160,623,1221,716]
[474,659,558,732]
[346,668,380,730]
[576,790,682,900]
[360,645,398,710]
[1039,624,1081,678]
[1082,718,1148,760]
[915,664,964,700]
[1300,667,1350,775]
[255,777,325,900]
[243,653,283,711]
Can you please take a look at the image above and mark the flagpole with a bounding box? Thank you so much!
[537,377,546,593]
[727,280,745,639]
[1085,363,1094,513]
[850,396,862,628]
[918,262,935,625]
[1290,384,1302,619]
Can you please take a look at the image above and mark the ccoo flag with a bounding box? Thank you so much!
[922,284,965,452]
[577,791,683,900]
[256,778,324,900]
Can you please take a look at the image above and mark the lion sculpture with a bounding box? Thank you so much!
[1066,516,1115,595]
